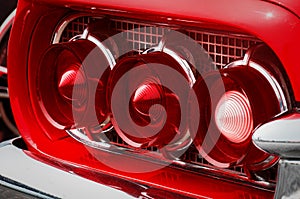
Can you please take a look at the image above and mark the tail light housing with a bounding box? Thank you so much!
[190,59,285,169]
[37,40,92,129]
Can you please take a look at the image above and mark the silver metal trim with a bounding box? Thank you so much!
[162,48,196,86]
[0,138,134,199]
[84,35,116,69]
[52,14,88,44]
[143,46,196,86]
[253,112,300,158]
[248,61,288,113]
[0,9,15,43]
[53,16,116,68]
[274,159,300,199]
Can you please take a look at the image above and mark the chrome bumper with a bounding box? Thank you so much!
[0,138,133,199]
[253,112,300,199]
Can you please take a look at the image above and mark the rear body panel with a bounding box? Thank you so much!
[7,0,300,198]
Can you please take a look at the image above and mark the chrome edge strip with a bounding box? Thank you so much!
[0,9,15,43]
[248,61,288,113]
[52,14,82,44]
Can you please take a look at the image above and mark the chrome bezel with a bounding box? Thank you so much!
[225,53,288,114]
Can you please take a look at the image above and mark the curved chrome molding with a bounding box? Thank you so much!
[248,61,288,113]
[84,34,116,69]
[143,46,196,87]
[253,112,300,158]
[0,9,15,43]
[52,14,93,44]
[0,10,15,99]
[225,57,288,114]
[52,15,116,69]
[162,48,196,86]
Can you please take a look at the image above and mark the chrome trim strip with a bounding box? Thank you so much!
[253,112,300,158]
[0,138,134,199]
[275,159,300,199]
[53,17,116,69]
[0,66,7,75]
[0,9,15,43]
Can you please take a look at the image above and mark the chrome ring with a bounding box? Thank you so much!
[225,55,288,114]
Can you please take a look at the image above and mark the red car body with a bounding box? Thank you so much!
[5,0,300,198]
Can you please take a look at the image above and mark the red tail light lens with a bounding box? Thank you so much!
[37,40,94,129]
[190,62,282,169]
[32,38,113,141]
[107,51,191,149]
[58,66,86,102]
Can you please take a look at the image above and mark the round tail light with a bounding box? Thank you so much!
[37,40,92,129]
[107,51,192,149]
[190,61,283,169]
[32,39,112,140]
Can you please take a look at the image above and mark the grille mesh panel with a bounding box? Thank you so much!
[58,16,264,175]
[61,17,259,69]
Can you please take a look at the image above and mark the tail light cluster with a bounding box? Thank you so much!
[190,64,282,169]
[28,16,287,185]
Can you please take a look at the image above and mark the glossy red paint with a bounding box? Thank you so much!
[266,0,300,17]
[8,0,300,198]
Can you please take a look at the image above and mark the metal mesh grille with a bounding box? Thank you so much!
[187,30,258,68]
[114,19,166,52]
[60,16,92,42]
[60,17,259,69]
[58,16,263,175]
